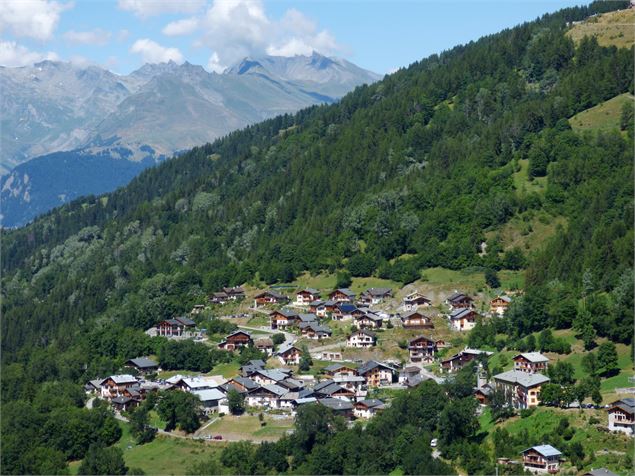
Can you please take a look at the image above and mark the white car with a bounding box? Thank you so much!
[430,438,438,448]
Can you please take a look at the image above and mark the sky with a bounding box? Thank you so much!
[0,0,587,75]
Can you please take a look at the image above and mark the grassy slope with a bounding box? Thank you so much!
[569,92,635,133]
[566,8,635,49]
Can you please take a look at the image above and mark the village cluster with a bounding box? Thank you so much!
[88,285,633,474]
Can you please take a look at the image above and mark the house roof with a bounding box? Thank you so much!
[356,311,383,322]
[522,445,562,458]
[276,342,302,356]
[278,378,305,390]
[330,288,356,297]
[319,398,353,411]
[324,363,356,373]
[401,310,427,320]
[494,370,550,388]
[256,290,288,299]
[404,292,431,302]
[363,287,392,297]
[101,374,138,385]
[112,396,133,404]
[350,329,376,339]
[299,288,320,294]
[261,384,289,397]
[448,308,476,320]
[175,316,196,326]
[212,291,229,298]
[447,292,471,303]
[253,369,288,382]
[309,300,325,307]
[315,382,349,396]
[408,335,434,345]
[492,295,512,303]
[514,352,549,363]
[177,375,226,390]
[223,286,245,294]
[609,398,635,414]
[355,399,385,409]
[192,388,225,402]
[300,322,332,334]
[298,313,318,322]
[226,330,252,339]
[255,337,273,347]
[357,360,393,375]
[86,378,102,389]
[228,377,260,391]
[127,357,159,369]
[337,303,358,313]
[271,309,299,318]
[333,375,365,383]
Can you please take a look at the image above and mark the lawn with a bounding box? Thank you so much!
[569,93,634,134]
[566,8,635,49]
[209,361,242,378]
[512,159,548,196]
[197,414,294,442]
[489,211,567,255]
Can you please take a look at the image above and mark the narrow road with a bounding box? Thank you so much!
[238,324,297,346]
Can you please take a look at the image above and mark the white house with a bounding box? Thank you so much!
[347,329,377,348]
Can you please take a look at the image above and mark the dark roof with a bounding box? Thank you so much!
[609,398,635,414]
[112,396,133,404]
[319,398,353,411]
[309,300,325,307]
[231,377,260,391]
[447,292,472,303]
[256,290,288,299]
[350,329,376,339]
[357,360,393,375]
[330,288,356,297]
[408,335,434,345]
[363,288,392,297]
[401,310,427,319]
[175,316,196,326]
[226,330,252,338]
[299,288,320,294]
[356,398,385,409]
[300,322,332,334]
[255,337,273,347]
[584,469,619,476]
[298,313,318,322]
[276,342,302,356]
[337,303,358,313]
[357,311,383,322]
[126,357,159,369]
[271,309,299,318]
[448,308,476,320]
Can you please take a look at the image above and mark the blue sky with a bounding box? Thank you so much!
[0,0,586,74]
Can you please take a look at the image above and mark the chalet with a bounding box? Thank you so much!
[250,368,288,386]
[354,399,386,419]
[313,380,355,400]
[190,304,205,315]
[192,388,227,414]
[347,329,377,348]
[607,398,634,436]
[490,295,512,316]
[156,316,196,337]
[295,288,320,306]
[521,445,562,473]
[125,357,159,374]
[332,302,358,320]
[111,396,139,412]
[474,384,493,405]
[309,300,327,317]
[329,288,356,303]
[441,348,493,372]
[209,291,229,304]
[398,366,421,384]
[493,370,550,409]
[276,343,303,366]
[224,376,259,394]
[84,379,102,394]
[255,337,274,355]
[448,308,479,331]
[269,309,299,330]
[358,288,392,305]
[217,330,253,351]
[318,398,354,419]
[297,313,319,325]
[278,377,305,392]
[357,361,394,388]
[240,359,266,376]
[172,375,226,392]
[354,311,383,329]
[333,375,367,399]
[100,375,139,399]
[402,292,432,311]
[254,290,289,307]
[323,363,358,378]
[513,353,549,374]
[446,292,474,309]
[222,286,245,300]
[400,310,434,329]
[408,336,437,362]
[246,384,288,408]
[300,322,332,340]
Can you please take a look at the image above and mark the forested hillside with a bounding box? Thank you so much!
[1,1,633,474]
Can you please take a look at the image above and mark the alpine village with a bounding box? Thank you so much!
[1,2,635,476]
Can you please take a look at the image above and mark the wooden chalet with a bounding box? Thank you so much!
[408,336,437,362]
[125,357,159,374]
[255,337,274,355]
[402,291,432,311]
[490,295,511,316]
[300,322,332,340]
[521,445,562,473]
[276,343,303,366]
[445,292,474,309]
[513,353,549,374]
[217,330,253,351]
[358,288,392,305]
[354,399,386,419]
[295,288,320,306]
[318,398,354,419]
[323,363,358,378]
[100,375,139,399]
[448,307,479,331]
[309,300,327,317]
[493,370,550,409]
[347,329,377,348]
[254,290,289,307]
[441,348,493,372]
[269,309,299,330]
[222,286,245,300]
[607,398,634,436]
[354,311,383,329]
[329,288,356,303]
[155,316,196,337]
[357,361,395,388]
[400,310,434,329]
[313,380,355,400]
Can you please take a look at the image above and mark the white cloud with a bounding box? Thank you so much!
[162,17,198,36]
[63,28,111,45]
[0,41,58,67]
[130,38,183,64]
[118,0,205,18]
[0,0,71,40]
[168,0,342,72]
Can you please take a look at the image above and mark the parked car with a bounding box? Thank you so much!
[213,435,223,440]
[430,438,438,448]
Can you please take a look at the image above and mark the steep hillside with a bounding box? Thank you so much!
[2,1,632,358]
[569,92,634,133]
[566,7,635,48]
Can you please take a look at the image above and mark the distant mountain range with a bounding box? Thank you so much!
[0,53,379,227]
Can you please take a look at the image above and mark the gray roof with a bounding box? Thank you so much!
[300,322,332,334]
[319,398,353,411]
[254,369,288,382]
[175,316,196,326]
[331,288,356,297]
[357,360,393,375]
[363,287,392,297]
[447,292,471,303]
[449,308,476,320]
[112,396,133,404]
[298,313,318,322]
[256,290,288,299]
[494,370,550,388]
[272,309,299,318]
[609,398,635,414]
[276,342,302,356]
[324,363,354,373]
[356,399,385,409]
[515,352,549,363]
[299,288,320,294]
[356,312,383,322]
[309,300,325,307]
[232,377,259,390]
[192,388,225,402]
[350,329,376,339]
[522,445,562,458]
[261,384,289,397]
[101,374,138,385]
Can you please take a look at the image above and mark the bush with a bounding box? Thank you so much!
[519,408,535,418]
